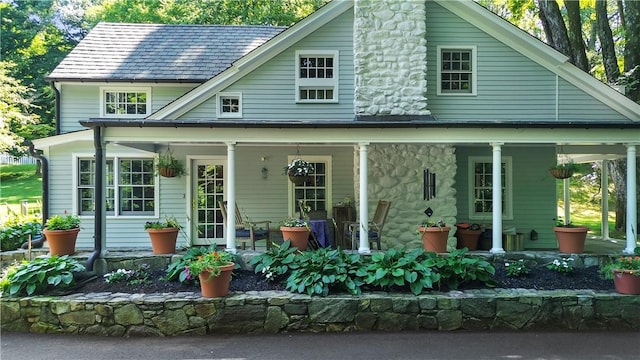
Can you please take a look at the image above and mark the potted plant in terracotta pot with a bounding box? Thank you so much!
[418,219,450,253]
[553,219,588,254]
[156,149,186,178]
[186,250,236,298]
[144,216,181,254]
[43,214,81,256]
[455,222,482,251]
[599,250,640,294]
[549,161,579,179]
[283,158,314,185]
[280,217,310,251]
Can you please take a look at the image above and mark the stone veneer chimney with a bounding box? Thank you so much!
[353,0,429,116]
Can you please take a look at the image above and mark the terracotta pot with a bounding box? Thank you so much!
[198,263,235,298]
[280,226,310,250]
[419,226,451,253]
[146,228,178,254]
[553,226,588,253]
[43,228,80,256]
[455,229,482,251]
[613,270,640,295]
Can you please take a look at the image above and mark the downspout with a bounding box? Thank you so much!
[28,142,48,225]
[51,82,61,135]
[86,126,104,271]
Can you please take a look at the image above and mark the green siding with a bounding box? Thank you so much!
[455,145,558,249]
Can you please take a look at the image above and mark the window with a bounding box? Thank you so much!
[468,157,512,220]
[217,93,242,118]
[100,87,151,117]
[77,157,155,216]
[437,46,476,96]
[295,50,339,103]
[288,156,332,216]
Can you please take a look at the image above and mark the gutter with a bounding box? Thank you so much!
[27,142,48,226]
[86,126,104,272]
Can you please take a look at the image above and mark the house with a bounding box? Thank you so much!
[33,0,639,263]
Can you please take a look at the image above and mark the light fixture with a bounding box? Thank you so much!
[261,156,268,180]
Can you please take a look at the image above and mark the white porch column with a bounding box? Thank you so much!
[563,178,571,224]
[601,160,610,240]
[225,142,237,254]
[358,142,371,254]
[491,143,505,254]
[624,144,637,254]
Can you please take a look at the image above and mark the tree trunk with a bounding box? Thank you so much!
[609,160,626,231]
[35,159,42,176]
[537,0,573,62]
[565,0,589,72]
[623,0,640,101]
[596,0,621,83]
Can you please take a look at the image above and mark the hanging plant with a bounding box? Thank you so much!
[283,158,314,185]
[156,148,187,178]
[549,161,578,179]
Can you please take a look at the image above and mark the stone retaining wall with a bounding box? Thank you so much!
[2,289,639,336]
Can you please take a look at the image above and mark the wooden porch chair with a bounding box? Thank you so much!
[344,200,391,250]
[219,201,271,250]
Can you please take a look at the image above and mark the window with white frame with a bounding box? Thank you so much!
[288,156,331,216]
[437,46,476,95]
[101,87,151,117]
[217,93,242,118]
[77,157,155,216]
[295,50,338,103]
[468,157,512,220]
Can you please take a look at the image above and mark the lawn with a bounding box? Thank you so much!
[0,164,42,218]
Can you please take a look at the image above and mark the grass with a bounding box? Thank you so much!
[0,164,42,219]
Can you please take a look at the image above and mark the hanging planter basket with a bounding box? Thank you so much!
[288,174,310,185]
[550,168,574,179]
[158,166,178,178]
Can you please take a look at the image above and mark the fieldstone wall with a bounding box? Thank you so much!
[353,0,429,115]
[2,290,638,336]
[359,144,457,250]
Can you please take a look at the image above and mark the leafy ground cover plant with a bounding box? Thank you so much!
[434,248,496,290]
[103,264,151,285]
[249,240,301,282]
[504,259,530,277]
[547,257,575,275]
[0,255,85,296]
[0,214,42,251]
[357,248,440,295]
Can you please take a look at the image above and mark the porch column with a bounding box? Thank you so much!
[491,143,505,254]
[225,142,237,254]
[563,178,571,224]
[601,160,610,240]
[624,144,637,254]
[358,142,371,254]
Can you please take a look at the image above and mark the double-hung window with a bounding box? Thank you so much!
[295,50,339,103]
[437,46,476,95]
[77,156,156,216]
[468,156,512,220]
[100,87,151,117]
[288,156,332,216]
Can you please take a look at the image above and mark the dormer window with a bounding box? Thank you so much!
[100,87,151,117]
[295,50,339,103]
[217,92,242,118]
[437,46,477,96]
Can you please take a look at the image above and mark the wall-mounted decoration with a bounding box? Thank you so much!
[423,169,436,200]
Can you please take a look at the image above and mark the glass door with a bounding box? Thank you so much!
[192,160,225,246]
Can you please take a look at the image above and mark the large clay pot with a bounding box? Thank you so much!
[198,263,235,298]
[553,226,588,253]
[419,226,451,253]
[455,229,482,251]
[43,228,80,256]
[280,226,310,251]
[146,228,178,254]
[613,270,640,295]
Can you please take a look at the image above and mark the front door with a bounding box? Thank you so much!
[191,159,225,246]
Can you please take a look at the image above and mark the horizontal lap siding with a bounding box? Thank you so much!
[558,79,628,121]
[455,146,558,249]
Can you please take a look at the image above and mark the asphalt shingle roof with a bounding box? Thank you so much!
[47,23,286,82]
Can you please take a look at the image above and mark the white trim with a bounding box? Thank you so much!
[286,154,333,216]
[468,156,513,220]
[99,86,152,118]
[295,50,339,103]
[216,92,243,118]
[32,130,93,149]
[148,0,353,120]
[436,45,477,96]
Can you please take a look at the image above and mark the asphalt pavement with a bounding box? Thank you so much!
[1,331,639,360]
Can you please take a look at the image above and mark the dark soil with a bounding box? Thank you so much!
[74,266,614,295]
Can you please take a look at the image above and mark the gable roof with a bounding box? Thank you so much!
[47,23,286,82]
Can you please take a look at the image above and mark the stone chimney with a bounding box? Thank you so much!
[353,0,429,116]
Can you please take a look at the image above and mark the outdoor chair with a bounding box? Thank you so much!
[344,200,391,250]
[219,201,271,250]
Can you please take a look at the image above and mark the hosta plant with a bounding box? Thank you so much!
[250,240,301,282]
[435,248,496,290]
[0,255,85,296]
